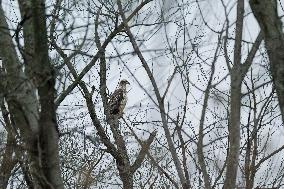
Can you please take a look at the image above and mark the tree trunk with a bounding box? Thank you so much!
[31,0,64,188]
[249,0,284,123]
[224,70,242,189]
[223,0,244,188]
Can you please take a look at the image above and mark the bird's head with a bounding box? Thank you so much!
[119,79,130,86]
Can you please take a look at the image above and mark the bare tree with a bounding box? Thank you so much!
[0,0,64,188]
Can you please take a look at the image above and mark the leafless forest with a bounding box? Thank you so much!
[0,0,284,188]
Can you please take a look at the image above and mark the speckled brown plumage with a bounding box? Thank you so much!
[108,79,129,117]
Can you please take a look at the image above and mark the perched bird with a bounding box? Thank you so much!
[108,79,130,117]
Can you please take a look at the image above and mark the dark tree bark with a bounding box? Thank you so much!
[250,0,284,123]
[31,0,64,188]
